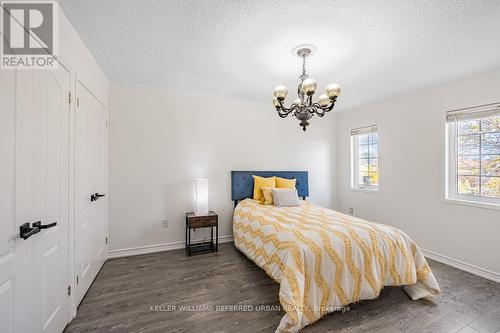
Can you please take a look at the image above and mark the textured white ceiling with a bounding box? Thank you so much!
[59,0,500,110]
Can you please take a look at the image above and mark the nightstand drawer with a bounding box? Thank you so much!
[188,215,217,228]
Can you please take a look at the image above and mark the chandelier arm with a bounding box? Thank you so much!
[277,101,295,113]
[327,96,338,111]
[310,98,338,117]
[284,105,300,117]
[279,109,294,118]
[310,104,326,117]
[276,102,296,117]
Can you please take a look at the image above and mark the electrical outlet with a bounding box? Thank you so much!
[161,219,168,227]
[349,208,354,215]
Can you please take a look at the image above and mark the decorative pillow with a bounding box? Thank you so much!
[261,187,274,205]
[276,177,296,189]
[271,188,300,207]
[252,176,276,202]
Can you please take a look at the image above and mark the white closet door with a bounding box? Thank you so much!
[0,69,32,333]
[24,68,71,333]
[74,82,108,306]
[0,65,70,333]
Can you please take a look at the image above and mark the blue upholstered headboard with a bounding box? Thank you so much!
[231,171,309,203]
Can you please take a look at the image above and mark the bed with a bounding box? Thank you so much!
[231,171,440,333]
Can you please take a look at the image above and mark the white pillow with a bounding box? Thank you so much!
[271,188,300,207]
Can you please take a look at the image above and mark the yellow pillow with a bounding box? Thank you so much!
[261,187,274,205]
[253,176,276,202]
[276,177,296,189]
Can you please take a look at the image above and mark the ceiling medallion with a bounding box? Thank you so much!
[273,44,341,131]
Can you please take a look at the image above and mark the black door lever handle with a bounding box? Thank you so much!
[20,223,40,240]
[33,221,57,229]
[91,193,105,201]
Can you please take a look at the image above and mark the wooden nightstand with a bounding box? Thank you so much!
[185,211,218,256]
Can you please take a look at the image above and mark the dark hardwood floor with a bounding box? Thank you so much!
[65,243,500,333]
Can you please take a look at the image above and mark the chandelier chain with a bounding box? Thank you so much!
[302,55,306,76]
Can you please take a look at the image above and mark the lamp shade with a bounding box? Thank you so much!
[194,179,209,215]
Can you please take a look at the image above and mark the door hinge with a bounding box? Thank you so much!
[76,275,79,285]
[68,91,72,104]
[67,285,71,296]
[76,97,80,107]
[105,236,108,244]
[105,120,109,127]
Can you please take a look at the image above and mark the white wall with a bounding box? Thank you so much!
[109,82,334,252]
[335,68,500,276]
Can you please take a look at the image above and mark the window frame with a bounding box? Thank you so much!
[351,125,379,192]
[445,104,500,207]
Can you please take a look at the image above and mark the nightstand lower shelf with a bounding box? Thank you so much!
[186,241,217,256]
[185,211,218,256]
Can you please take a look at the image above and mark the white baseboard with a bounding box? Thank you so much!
[422,249,500,284]
[108,240,499,284]
[108,235,234,259]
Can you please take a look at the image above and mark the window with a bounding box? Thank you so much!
[446,103,500,206]
[351,125,379,191]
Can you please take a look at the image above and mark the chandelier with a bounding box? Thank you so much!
[273,45,341,131]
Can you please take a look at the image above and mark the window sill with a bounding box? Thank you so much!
[351,187,379,194]
[442,197,500,211]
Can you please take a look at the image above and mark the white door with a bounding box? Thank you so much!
[25,68,71,333]
[74,82,108,306]
[0,69,32,333]
[0,64,71,333]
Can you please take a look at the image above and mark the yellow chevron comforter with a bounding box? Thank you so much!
[233,199,440,333]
